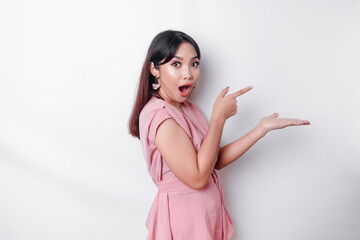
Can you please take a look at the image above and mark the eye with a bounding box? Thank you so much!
[192,61,200,67]
[171,62,181,67]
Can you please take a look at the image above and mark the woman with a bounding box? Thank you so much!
[128,30,310,240]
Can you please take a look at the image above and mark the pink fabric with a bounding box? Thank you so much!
[139,96,233,240]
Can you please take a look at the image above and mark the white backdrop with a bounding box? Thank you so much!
[1,0,359,239]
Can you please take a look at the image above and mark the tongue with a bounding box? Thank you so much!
[179,85,191,97]
[179,86,188,93]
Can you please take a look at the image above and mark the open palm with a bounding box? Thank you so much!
[260,113,310,132]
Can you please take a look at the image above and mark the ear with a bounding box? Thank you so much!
[150,62,159,78]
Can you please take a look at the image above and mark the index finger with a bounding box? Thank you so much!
[228,85,254,98]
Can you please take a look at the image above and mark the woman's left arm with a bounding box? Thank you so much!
[215,113,310,170]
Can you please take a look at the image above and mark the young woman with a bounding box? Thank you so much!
[129,30,310,240]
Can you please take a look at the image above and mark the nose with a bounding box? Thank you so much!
[183,66,193,80]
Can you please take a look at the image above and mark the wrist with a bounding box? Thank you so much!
[210,111,226,126]
[249,123,267,140]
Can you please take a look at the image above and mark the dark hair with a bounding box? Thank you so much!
[128,30,201,138]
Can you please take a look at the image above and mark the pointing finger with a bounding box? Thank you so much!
[228,85,253,98]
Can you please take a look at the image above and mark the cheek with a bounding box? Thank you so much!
[167,68,180,78]
[193,69,200,80]
[162,67,179,81]
[159,70,179,89]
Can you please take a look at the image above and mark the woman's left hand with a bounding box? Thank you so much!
[259,113,310,133]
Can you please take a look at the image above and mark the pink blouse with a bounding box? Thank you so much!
[139,96,233,240]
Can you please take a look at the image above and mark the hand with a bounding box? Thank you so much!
[259,113,310,133]
[213,86,253,122]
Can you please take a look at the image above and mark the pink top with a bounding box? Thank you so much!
[139,96,233,240]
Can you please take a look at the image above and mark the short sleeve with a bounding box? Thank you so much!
[148,108,172,144]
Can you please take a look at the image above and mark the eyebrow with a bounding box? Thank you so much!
[173,56,199,60]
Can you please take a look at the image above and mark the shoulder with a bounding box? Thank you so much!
[139,97,169,133]
[140,97,174,125]
[140,96,167,118]
[139,97,191,142]
[140,96,186,121]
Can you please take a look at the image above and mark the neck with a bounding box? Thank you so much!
[158,90,182,112]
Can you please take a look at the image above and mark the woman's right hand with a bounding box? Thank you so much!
[212,86,254,122]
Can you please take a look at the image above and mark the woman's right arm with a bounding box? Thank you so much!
[155,86,253,189]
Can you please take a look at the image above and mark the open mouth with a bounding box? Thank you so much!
[179,84,192,97]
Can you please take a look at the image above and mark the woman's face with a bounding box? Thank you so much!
[152,42,200,109]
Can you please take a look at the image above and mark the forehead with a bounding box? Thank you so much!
[174,42,198,57]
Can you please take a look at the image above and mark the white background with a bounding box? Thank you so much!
[1,0,359,239]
